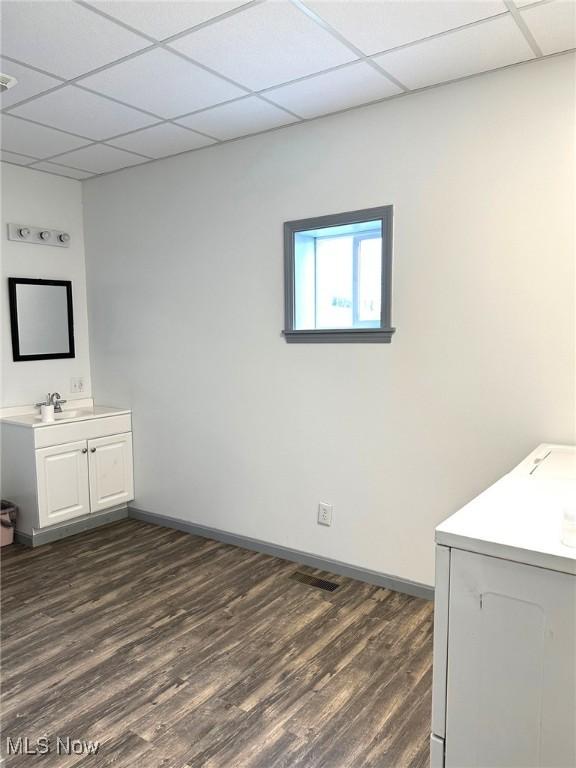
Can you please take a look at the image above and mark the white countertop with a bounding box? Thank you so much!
[0,404,131,428]
[436,444,576,575]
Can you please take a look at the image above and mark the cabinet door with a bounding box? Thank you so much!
[88,433,134,513]
[36,441,90,528]
[445,549,576,768]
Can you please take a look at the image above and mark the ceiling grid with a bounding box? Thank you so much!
[0,0,572,179]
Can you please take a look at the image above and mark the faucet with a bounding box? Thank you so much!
[35,392,68,413]
[49,392,67,413]
[35,393,67,413]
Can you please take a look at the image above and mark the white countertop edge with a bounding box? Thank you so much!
[0,404,131,428]
[434,443,576,574]
[435,531,576,576]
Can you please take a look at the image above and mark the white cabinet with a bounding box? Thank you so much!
[36,440,90,527]
[0,407,134,545]
[88,433,134,513]
[443,550,575,768]
[35,433,134,526]
[431,445,576,768]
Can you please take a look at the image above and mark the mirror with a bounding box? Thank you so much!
[8,278,75,361]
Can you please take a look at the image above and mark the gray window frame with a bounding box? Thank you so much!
[283,205,395,343]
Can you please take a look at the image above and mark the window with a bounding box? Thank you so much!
[283,206,394,343]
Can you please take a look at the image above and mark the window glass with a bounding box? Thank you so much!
[357,236,381,325]
[293,221,382,330]
[316,236,353,329]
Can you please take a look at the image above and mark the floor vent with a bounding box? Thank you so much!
[290,572,341,592]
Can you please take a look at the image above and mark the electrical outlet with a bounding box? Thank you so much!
[70,377,85,394]
[318,503,333,527]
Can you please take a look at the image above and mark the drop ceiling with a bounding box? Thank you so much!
[0,0,574,180]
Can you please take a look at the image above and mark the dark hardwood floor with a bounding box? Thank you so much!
[1,519,433,768]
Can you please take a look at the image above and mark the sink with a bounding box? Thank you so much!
[1,405,129,428]
[55,410,84,419]
[34,409,90,422]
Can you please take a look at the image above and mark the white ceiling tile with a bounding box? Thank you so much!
[108,122,216,157]
[0,1,149,79]
[28,161,95,180]
[374,15,535,90]
[521,1,576,55]
[175,96,298,139]
[1,114,90,158]
[0,149,37,166]
[169,1,357,90]
[9,86,158,141]
[79,48,245,118]
[513,0,539,6]
[0,58,61,109]
[53,144,148,174]
[264,62,402,118]
[304,0,507,55]
[84,0,253,41]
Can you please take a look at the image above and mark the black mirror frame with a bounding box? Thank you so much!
[8,277,76,362]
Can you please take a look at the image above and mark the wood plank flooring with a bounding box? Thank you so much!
[1,520,433,768]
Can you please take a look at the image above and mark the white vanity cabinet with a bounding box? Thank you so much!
[431,444,576,768]
[1,405,134,545]
[36,432,133,526]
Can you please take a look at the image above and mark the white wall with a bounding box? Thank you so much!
[1,165,92,407]
[83,55,575,587]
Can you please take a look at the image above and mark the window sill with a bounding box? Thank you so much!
[282,328,396,344]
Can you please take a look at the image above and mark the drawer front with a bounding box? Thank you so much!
[34,415,132,449]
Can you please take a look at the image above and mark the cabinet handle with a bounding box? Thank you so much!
[90,448,96,453]
[82,448,88,454]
